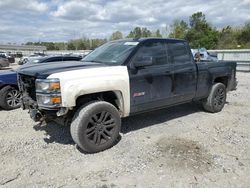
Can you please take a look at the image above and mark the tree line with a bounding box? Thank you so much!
[26,12,250,50]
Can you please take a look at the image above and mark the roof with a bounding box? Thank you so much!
[113,37,187,43]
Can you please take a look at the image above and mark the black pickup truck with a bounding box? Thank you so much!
[17,38,237,153]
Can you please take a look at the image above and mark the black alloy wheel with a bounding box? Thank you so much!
[86,111,117,145]
[70,101,121,153]
[213,87,226,109]
[202,83,226,113]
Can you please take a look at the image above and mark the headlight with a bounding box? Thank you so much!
[36,94,61,106]
[36,78,61,107]
[36,79,60,93]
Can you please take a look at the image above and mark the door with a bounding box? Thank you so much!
[167,41,197,102]
[129,40,174,114]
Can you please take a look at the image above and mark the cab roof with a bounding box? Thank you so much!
[113,37,187,43]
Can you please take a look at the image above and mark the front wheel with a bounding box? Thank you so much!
[70,101,121,153]
[202,83,226,113]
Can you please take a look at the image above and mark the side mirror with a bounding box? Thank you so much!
[133,56,153,68]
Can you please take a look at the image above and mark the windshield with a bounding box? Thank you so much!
[82,41,138,65]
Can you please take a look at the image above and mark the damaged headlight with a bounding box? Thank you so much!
[36,94,61,106]
[36,79,60,93]
[36,79,61,107]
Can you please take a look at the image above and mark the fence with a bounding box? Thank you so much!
[208,49,250,72]
[0,44,46,56]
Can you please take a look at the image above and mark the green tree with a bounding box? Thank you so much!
[141,27,152,37]
[67,41,76,50]
[217,26,238,49]
[154,29,162,37]
[127,27,142,38]
[127,27,153,38]
[110,31,123,40]
[237,21,250,48]
[186,12,219,49]
[46,42,56,50]
[169,20,188,39]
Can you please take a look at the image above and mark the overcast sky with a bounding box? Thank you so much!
[0,0,249,43]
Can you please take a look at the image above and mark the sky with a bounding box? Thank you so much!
[0,0,250,43]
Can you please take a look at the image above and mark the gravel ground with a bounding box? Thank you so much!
[0,72,250,188]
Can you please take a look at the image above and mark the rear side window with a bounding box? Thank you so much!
[134,42,168,66]
[168,42,191,64]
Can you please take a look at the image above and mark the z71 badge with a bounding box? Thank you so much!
[133,92,145,97]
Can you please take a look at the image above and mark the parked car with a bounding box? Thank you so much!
[0,53,15,63]
[18,54,44,65]
[17,38,237,153]
[0,70,20,110]
[0,57,10,69]
[19,54,82,65]
[24,55,82,65]
[0,55,83,110]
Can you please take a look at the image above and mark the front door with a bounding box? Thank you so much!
[128,40,174,114]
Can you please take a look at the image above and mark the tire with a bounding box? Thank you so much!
[0,86,21,110]
[70,101,121,153]
[202,83,226,113]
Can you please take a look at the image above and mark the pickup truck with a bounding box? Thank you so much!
[17,38,237,153]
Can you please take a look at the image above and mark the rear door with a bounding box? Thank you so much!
[167,41,197,102]
[129,40,174,114]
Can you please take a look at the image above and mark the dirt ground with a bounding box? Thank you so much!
[0,72,250,188]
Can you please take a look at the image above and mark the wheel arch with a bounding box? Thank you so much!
[75,90,126,117]
[214,76,229,88]
[0,84,19,90]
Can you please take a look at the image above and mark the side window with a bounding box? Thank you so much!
[134,42,168,66]
[168,42,191,64]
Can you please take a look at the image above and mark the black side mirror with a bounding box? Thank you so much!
[133,56,153,68]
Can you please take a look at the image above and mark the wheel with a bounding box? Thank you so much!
[0,86,21,110]
[70,101,121,153]
[202,83,226,113]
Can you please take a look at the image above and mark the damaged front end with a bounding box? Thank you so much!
[18,74,69,124]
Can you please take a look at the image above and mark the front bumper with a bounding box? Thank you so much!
[22,93,60,122]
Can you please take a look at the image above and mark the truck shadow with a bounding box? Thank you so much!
[33,122,75,145]
[33,102,203,146]
[121,102,202,134]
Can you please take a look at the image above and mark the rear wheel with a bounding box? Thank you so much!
[0,86,21,110]
[70,101,121,153]
[202,83,226,113]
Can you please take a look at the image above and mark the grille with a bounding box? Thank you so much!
[18,74,37,101]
